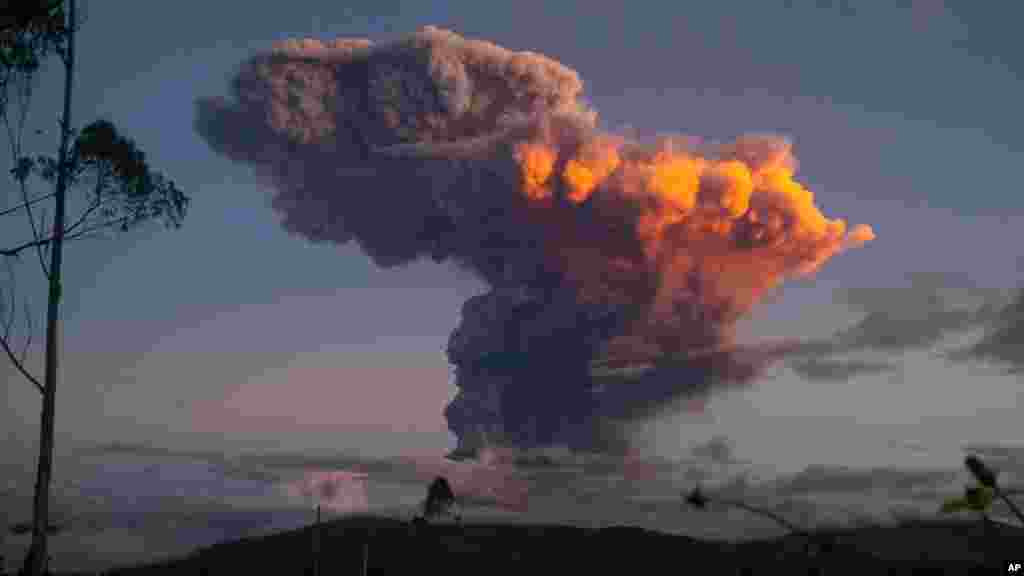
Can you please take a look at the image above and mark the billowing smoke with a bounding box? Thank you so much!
[195,27,874,456]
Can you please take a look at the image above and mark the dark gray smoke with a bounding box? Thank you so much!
[194,27,872,456]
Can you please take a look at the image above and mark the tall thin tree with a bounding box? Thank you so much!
[1,2,189,573]
[28,0,73,570]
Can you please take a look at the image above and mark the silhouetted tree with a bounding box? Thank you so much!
[415,476,461,526]
[1,1,66,119]
[1,3,189,574]
[941,455,1024,527]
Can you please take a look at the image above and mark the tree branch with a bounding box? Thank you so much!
[1,210,128,257]
[21,176,51,276]
[0,261,42,395]
[1,67,51,277]
[0,332,43,394]
[20,297,34,364]
[62,165,110,236]
[2,104,50,276]
[1,232,51,257]
[0,190,55,218]
[2,278,15,336]
[64,214,129,242]
[63,194,104,236]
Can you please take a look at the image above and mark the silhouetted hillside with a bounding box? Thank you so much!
[96,515,1023,575]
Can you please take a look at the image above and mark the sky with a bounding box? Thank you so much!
[2,0,1023,569]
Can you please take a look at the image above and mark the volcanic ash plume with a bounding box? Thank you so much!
[194,26,875,456]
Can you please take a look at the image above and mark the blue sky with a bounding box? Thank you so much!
[2,2,1023,566]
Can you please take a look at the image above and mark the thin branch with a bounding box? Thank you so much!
[1,232,51,257]
[994,486,1024,527]
[1,211,129,257]
[9,162,50,275]
[2,65,32,158]
[62,166,109,236]
[0,190,55,218]
[26,175,51,277]
[63,194,103,236]
[713,497,812,536]
[39,205,48,240]
[1,69,49,277]
[20,297,33,364]
[2,293,14,337]
[2,259,16,336]
[64,214,129,242]
[0,333,43,394]
[0,261,43,395]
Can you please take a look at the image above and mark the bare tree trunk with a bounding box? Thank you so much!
[27,1,74,574]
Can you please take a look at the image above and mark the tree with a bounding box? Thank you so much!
[414,476,462,526]
[1,2,189,573]
[1,1,67,119]
[940,455,1024,527]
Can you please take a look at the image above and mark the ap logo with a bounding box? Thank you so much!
[1009,562,1022,573]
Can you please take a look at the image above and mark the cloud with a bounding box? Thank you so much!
[690,435,735,465]
[946,289,1024,373]
[781,272,1014,382]
[283,470,369,513]
[787,357,896,382]
[770,465,960,497]
[90,441,227,463]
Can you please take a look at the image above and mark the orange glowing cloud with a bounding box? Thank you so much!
[513,129,875,329]
[514,142,557,200]
[562,137,622,204]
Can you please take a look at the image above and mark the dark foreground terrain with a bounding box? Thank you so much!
[75,515,1022,575]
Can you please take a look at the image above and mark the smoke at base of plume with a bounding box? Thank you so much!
[194,26,874,454]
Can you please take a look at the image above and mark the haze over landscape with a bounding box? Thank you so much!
[2,1,1023,571]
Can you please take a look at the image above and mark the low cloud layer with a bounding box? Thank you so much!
[9,439,1023,570]
[948,290,1024,373]
[781,272,1019,382]
[788,357,896,382]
